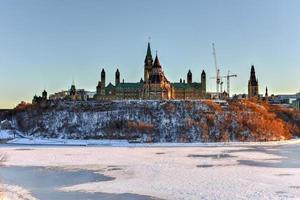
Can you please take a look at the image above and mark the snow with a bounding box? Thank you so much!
[6,137,300,147]
[1,142,300,200]
[0,184,37,200]
[7,138,130,146]
[0,130,15,140]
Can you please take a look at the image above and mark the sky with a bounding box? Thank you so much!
[0,0,300,108]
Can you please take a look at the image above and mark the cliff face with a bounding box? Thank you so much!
[2,100,298,142]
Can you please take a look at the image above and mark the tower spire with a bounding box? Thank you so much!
[145,42,152,62]
[153,54,161,68]
[248,65,259,98]
[144,42,153,83]
[187,70,192,84]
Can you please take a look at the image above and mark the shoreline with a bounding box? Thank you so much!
[2,137,300,148]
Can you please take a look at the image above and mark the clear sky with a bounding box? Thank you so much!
[1,0,300,108]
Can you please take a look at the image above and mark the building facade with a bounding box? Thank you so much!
[47,84,94,101]
[248,65,259,98]
[95,42,206,100]
[292,99,300,110]
[32,90,48,104]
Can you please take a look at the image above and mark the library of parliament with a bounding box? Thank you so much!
[95,42,207,100]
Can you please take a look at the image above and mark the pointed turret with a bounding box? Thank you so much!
[115,69,120,86]
[150,54,165,84]
[201,70,206,94]
[144,42,153,63]
[70,84,76,97]
[187,70,192,84]
[144,42,153,83]
[248,65,259,98]
[101,68,106,95]
[153,55,162,68]
[42,90,47,100]
[250,65,257,84]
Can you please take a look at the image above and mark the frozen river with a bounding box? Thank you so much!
[0,166,158,200]
[1,142,300,199]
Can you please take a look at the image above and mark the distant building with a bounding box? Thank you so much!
[32,90,48,104]
[232,94,247,100]
[269,93,300,105]
[85,91,96,99]
[66,84,90,101]
[248,65,259,98]
[49,91,68,100]
[95,42,207,100]
[49,85,94,101]
[292,99,300,110]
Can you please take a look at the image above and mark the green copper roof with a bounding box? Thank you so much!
[116,82,143,89]
[173,82,201,89]
[105,82,116,95]
[106,82,115,89]
[191,82,202,89]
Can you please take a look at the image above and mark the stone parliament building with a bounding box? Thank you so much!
[33,43,263,104]
[95,43,207,100]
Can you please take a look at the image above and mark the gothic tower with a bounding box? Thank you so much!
[70,84,77,100]
[115,69,120,86]
[144,42,153,83]
[148,54,172,99]
[42,90,47,100]
[101,68,106,95]
[187,70,192,84]
[150,55,164,84]
[248,65,259,98]
[201,70,206,94]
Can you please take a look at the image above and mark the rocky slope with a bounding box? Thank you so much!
[1,100,299,142]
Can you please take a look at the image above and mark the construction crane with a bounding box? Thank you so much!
[212,43,220,99]
[221,71,237,97]
[220,78,224,94]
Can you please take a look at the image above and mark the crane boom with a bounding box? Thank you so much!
[221,71,237,97]
[212,43,220,98]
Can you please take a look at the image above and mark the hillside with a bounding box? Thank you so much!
[1,100,299,143]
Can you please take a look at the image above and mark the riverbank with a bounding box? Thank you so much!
[4,136,300,147]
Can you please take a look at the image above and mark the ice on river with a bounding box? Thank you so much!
[1,141,300,200]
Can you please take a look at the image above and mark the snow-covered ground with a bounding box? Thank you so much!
[6,137,300,147]
[0,184,37,200]
[7,137,130,146]
[1,142,300,200]
[0,130,15,140]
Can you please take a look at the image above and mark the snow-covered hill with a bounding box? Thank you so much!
[1,100,298,142]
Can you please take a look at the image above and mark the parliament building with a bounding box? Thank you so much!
[95,43,207,100]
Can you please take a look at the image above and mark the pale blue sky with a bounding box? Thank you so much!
[1,0,300,108]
